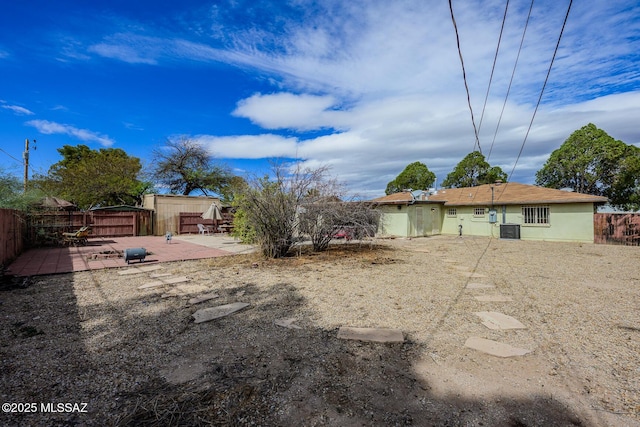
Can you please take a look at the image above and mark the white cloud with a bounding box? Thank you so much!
[195,134,298,159]
[233,93,344,131]
[1,103,34,115]
[56,0,640,195]
[26,119,115,147]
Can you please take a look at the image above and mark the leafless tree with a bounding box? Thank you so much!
[237,163,380,257]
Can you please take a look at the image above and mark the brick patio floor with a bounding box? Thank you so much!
[6,236,235,277]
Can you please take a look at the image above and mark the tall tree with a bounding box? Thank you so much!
[385,161,436,195]
[35,144,145,209]
[535,123,639,210]
[442,151,507,188]
[151,137,232,196]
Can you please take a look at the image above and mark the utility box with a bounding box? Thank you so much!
[500,224,520,239]
[488,209,497,224]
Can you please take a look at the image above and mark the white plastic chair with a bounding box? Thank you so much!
[197,224,211,235]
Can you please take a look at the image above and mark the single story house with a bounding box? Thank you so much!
[372,182,608,243]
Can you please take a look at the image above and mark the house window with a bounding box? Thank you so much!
[447,208,457,217]
[474,207,485,217]
[522,205,549,224]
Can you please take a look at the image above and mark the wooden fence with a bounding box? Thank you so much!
[27,210,153,246]
[0,208,25,269]
[594,213,640,246]
[178,210,234,235]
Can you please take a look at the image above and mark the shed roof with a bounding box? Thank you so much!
[372,183,608,206]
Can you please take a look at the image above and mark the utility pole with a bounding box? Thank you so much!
[23,138,35,192]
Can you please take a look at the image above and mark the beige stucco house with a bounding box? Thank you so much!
[373,183,608,243]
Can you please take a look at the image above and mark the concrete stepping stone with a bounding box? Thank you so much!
[337,327,404,343]
[474,295,513,302]
[474,311,527,330]
[465,337,532,357]
[274,318,302,329]
[119,265,164,275]
[149,273,173,278]
[138,281,165,289]
[466,283,495,289]
[138,276,190,290]
[188,293,219,305]
[192,302,250,323]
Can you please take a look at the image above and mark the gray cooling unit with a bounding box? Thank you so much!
[499,224,521,240]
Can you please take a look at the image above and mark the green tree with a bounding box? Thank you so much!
[535,123,639,210]
[35,144,145,209]
[442,151,507,188]
[385,161,436,195]
[151,137,232,196]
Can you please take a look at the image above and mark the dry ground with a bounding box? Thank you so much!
[0,235,638,426]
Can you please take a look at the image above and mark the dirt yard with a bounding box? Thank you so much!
[1,236,638,426]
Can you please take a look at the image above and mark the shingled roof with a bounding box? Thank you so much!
[372,183,608,206]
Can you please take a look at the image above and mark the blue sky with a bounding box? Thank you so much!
[1,0,639,198]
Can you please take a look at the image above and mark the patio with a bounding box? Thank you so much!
[6,234,255,277]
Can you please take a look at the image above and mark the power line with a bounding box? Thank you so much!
[477,0,510,136]
[449,0,482,155]
[487,0,535,161]
[507,0,573,182]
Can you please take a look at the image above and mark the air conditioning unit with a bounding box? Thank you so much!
[500,224,520,239]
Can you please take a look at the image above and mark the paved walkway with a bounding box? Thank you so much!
[6,234,256,277]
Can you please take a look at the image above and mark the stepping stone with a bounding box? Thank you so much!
[337,327,404,343]
[149,273,173,278]
[192,302,250,323]
[138,265,164,273]
[466,283,495,289]
[138,281,165,289]
[454,266,470,271]
[474,295,513,302]
[274,318,302,329]
[465,337,532,357]
[474,311,527,330]
[138,276,190,290]
[188,293,219,305]
[119,265,164,275]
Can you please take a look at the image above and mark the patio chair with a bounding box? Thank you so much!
[197,224,212,235]
[62,226,91,246]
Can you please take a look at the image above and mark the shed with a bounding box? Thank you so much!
[142,194,220,236]
[371,192,442,237]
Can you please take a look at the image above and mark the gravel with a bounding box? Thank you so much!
[0,236,638,426]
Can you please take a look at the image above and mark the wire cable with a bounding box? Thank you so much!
[477,0,510,136]
[487,0,535,161]
[504,0,573,189]
[449,0,482,155]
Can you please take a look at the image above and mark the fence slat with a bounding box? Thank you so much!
[594,213,640,246]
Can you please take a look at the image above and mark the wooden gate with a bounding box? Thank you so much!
[594,213,640,246]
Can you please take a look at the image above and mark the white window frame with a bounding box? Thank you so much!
[522,205,550,225]
[447,208,457,217]
[474,207,485,217]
